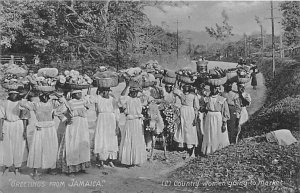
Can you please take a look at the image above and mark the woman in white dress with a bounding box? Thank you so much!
[57,90,91,175]
[0,91,27,175]
[20,92,65,180]
[119,83,147,166]
[173,85,199,158]
[88,87,119,168]
[202,85,230,155]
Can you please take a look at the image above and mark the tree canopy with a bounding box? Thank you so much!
[0,0,181,70]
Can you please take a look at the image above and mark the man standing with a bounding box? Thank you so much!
[221,83,240,144]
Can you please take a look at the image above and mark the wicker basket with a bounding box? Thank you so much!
[66,84,91,90]
[163,76,176,84]
[129,80,141,87]
[95,77,118,88]
[165,70,177,78]
[238,76,251,84]
[226,71,238,82]
[177,75,195,84]
[141,81,155,88]
[2,83,24,90]
[207,76,227,86]
[34,85,55,92]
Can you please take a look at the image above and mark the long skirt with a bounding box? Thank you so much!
[251,76,257,86]
[119,118,147,165]
[174,106,198,147]
[195,112,204,155]
[227,105,238,144]
[57,116,90,173]
[27,111,37,150]
[94,112,118,160]
[239,107,249,126]
[27,124,58,169]
[0,120,26,167]
[202,112,230,155]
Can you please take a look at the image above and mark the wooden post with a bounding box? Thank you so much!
[271,1,275,78]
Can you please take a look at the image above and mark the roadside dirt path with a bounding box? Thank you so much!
[0,61,267,193]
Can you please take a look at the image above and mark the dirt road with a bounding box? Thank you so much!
[0,61,267,193]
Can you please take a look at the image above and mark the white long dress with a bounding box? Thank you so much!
[173,89,199,147]
[20,100,61,169]
[202,95,230,155]
[90,95,119,160]
[0,100,27,167]
[57,98,90,173]
[119,96,147,165]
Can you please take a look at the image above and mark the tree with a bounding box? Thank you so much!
[205,9,234,41]
[280,1,300,46]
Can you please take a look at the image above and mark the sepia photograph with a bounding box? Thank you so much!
[0,0,299,192]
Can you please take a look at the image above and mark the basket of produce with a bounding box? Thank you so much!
[163,76,176,84]
[5,64,28,78]
[238,76,251,84]
[237,68,251,83]
[178,75,195,84]
[26,71,57,91]
[34,85,55,92]
[93,70,119,88]
[95,77,119,88]
[164,70,177,78]
[2,83,24,90]
[59,70,93,89]
[176,68,198,84]
[207,76,228,86]
[153,72,163,79]
[141,81,155,88]
[66,84,90,90]
[119,67,143,81]
[37,68,58,78]
[226,70,238,82]
[207,67,227,86]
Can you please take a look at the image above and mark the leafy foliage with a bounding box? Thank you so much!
[1,0,180,70]
[205,10,234,41]
[280,1,300,46]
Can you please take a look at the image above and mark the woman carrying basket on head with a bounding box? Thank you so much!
[19,91,66,180]
[0,90,28,175]
[118,81,147,167]
[87,87,120,168]
[173,84,199,159]
[57,90,91,176]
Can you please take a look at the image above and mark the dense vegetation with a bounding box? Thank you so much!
[0,0,182,70]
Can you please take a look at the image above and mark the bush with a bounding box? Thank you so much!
[241,57,300,138]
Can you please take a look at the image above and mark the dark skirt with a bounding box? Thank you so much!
[227,105,239,144]
[251,75,257,86]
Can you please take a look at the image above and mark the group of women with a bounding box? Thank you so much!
[0,67,252,181]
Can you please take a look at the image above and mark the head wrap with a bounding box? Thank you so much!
[129,86,142,93]
[8,90,19,94]
[71,90,82,95]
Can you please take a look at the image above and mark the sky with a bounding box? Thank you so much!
[143,1,283,35]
